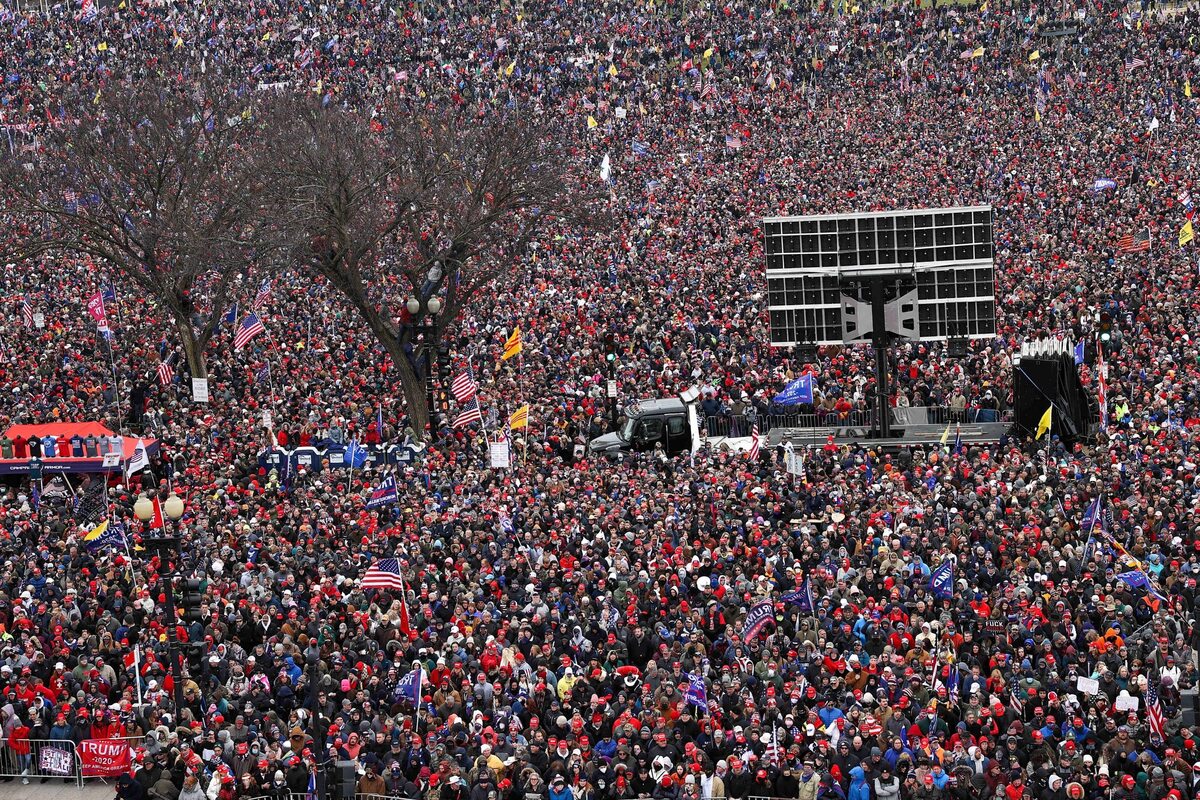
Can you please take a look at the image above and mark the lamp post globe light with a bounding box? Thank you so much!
[134,491,188,712]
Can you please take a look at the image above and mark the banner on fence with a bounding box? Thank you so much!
[79,739,131,777]
[38,745,74,776]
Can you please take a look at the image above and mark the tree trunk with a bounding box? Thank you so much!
[175,314,208,381]
[381,336,432,440]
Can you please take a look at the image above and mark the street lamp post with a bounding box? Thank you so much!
[135,491,187,714]
[406,296,442,440]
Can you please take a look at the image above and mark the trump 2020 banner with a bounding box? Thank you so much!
[742,599,776,642]
[80,739,132,777]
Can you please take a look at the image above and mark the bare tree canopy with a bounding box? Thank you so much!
[0,63,270,379]
[259,96,598,438]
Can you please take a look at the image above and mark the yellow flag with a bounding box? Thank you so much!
[509,405,530,430]
[261,31,270,41]
[1182,220,1196,247]
[117,0,126,7]
[174,36,183,48]
[939,423,952,446]
[505,61,515,76]
[979,0,987,10]
[608,63,618,77]
[587,115,598,129]
[1034,107,1041,123]
[972,47,984,58]
[84,520,109,542]
[502,327,523,361]
[703,46,714,60]
[97,42,108,51]
[1029,50,1040,62]
[1035,406,1053,440]
[1186,79,1193,98]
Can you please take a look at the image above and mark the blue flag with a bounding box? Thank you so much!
[953,424,963,455]
[1074,341,1085,365]
[344,440,368,469]
[365,475,399,509]
[1082,496,1102,531]
[781,578,815,614]
[684,673,709,713]
[85,522,127,552]
[774,375,814,405]
[376,403,385,441]
[1115,569,1166,600]
[223,303,238,325]
[393,667,422,706]
[930,559,954,599]
[30,482,40,510]
[102,283,116,303]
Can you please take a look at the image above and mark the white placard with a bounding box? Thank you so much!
[191,377,210,403]
[607,379,618,398]
[262,410,273,429]
[32,312,45,329]
[489,440,511,469]
[101,453,121,468]
[1075,676,1099,696]
[1114,695,1139,711]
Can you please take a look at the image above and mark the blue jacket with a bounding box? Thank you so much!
[847,768,870,800]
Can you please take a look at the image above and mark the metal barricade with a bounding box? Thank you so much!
[0,738,82,785]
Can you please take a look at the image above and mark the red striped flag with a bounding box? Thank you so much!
[453,397,483,428]
[451,370,478,404]
[748,422,761,460]
[20,295,33,327]
[157,357,175,386]
[1146,681,1166,744]
[234,313,265,351]
[1116,227,1151,253]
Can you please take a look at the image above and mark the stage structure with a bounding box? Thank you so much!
[764,206,997,438]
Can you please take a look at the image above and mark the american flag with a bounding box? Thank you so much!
[234,312,265,351]
[1117,227,1152,253]
[725,133,742,150]
[63,190,78,213]
[453,397,483,428]
[253,278,272,310]
[451,369,478,403]
[360,557,406,590]
[1147,681,1166,744]
[157,355,175,386]
[748,422,761,460]
[1126,55,1147,71]
[20,295,33,327]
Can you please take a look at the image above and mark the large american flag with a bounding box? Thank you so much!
[1147,681,1166,744]
[453,397,483,428]
[20,295,33,327]
[234,312,265,351]
[1116,227,1151,253]
[361,558,406,590]
[451,369,478,404]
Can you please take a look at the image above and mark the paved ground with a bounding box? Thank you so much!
[0,779,113,800]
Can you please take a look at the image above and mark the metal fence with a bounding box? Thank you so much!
[0,738,83,785]
[705,405,1009,437]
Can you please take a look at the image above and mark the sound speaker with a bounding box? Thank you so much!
[335,760,357,800]
[1182,688,1198,729]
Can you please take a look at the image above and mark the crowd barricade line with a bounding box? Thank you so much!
[0,738,84,786]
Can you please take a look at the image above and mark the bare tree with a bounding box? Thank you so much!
[0,65,269,380]
[261,97,594,439]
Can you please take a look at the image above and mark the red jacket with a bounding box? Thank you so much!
[7,724,31,755]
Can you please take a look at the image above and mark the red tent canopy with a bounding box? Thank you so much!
[1,422,155,461]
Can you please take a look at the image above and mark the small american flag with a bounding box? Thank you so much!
[63,190,79,213]
[1117,227,1152,253]
[20,295,33,327]
[748,422,761,460]
[451,369,478,404]
[725,133,742,150]
[1147,681,1166,744]
[1126,55,1147,71]
[157,355,175,386]
[453,397,483,428]
[361,557,406,590]
[234,313,265,351]
[253,278,272,310]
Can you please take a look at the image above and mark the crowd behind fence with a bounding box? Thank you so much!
[702,404,1015,437]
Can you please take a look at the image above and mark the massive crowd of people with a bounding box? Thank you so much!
[3,0,1200,798]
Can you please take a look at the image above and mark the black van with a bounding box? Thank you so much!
[588,398,697,456]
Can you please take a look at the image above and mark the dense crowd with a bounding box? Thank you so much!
[3,0,1200,798]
